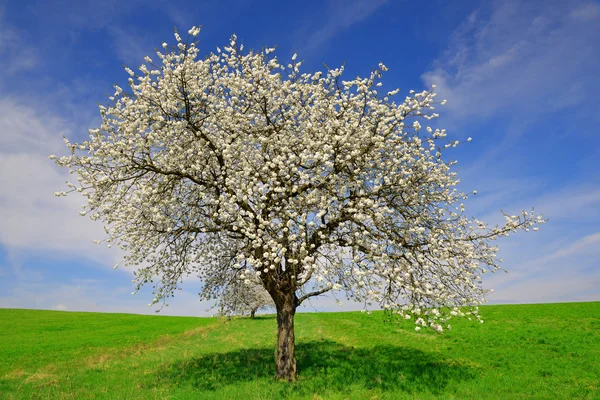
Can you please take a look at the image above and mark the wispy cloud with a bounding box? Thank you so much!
[298,0,389,53]
[0,276,217,316]
[0,8,38,75]
[108,26,158,67]
[27,0,140,31]
[488,271,600,304]
[421,0,600,121]
[0,98,120,266]
[485,230,600,303]
[543,232,600,263]
[465,180,600,230]
[533,186,600,221]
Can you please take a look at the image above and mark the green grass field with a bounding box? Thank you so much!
[1,302,599,399]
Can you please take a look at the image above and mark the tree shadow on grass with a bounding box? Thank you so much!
[156,340,477,395]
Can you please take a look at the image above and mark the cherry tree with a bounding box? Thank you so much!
[52,27,545,381]
[216,275,274,319]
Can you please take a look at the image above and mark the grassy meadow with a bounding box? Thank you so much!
[1,302,599,399]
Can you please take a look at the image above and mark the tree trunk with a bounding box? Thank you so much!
[275,293,297,381]
[250,308,256,319]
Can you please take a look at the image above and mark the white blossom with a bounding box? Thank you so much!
[216,274,273,318]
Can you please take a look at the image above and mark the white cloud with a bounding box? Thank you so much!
[0,99,66,154]
[298,0,389,53]
[0,278,220,317]
[108,26,157,66]
[486,231,600,303]
[0,8,39,75]
[422,0,600,121]
[540,232,600,264]
[569,1,600,20]
[27,0,141,31]
[532,186,600,220]
[488,272,600,304]
[0,98,120,266]
[466,181,600,234]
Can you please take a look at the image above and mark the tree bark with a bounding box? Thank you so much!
[274,292,297,381]
[250,308,257,319]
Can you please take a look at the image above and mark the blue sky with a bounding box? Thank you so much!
[1,0,598,316]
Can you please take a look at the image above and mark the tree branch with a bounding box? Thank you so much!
[297,287,332,305]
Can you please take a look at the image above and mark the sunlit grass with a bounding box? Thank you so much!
[1,302,599,399]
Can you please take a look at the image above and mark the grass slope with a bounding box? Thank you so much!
[1,302,599,399]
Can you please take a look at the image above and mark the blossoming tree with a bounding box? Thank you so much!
[52,27,545,381]
[216,275,274,319]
